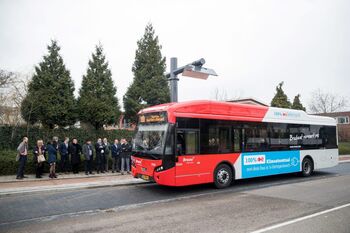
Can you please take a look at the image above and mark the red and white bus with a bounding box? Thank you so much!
[131,100,338,188]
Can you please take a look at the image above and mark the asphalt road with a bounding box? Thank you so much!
[1,163,350,233]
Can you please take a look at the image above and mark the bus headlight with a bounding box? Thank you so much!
[155,166,163,172]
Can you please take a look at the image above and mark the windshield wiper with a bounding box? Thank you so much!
[135,144,146,151]
[134,150,160,160]
[145,153,160,159]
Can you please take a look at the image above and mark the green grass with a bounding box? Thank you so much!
[339,142,350,155]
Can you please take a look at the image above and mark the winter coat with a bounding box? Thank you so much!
[47,144,57,164]
[111,143,121,158]
[82,143,94,161]
[95,143,105,157]
[33,145,46,164]
[17,142,28,156]
[70,143,82,165]
[103,142,110,158]
[59,142,70,157]
[120,143,132,159]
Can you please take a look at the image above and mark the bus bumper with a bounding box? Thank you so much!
[131,156,176,186]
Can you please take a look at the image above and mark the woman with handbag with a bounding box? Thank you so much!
[33,139,46,178]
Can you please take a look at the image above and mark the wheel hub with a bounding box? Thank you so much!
[217,169,229,184]
[304,161,311,174]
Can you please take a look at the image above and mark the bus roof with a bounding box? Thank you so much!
[138,100,336,126]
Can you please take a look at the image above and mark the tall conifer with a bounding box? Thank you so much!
[78,44,120,129]
[21,40,76,128]
[123,23,170,123]
[271,82,292,109]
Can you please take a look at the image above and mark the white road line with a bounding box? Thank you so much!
[251,203,350,233]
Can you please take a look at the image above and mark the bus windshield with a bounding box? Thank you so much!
[133,123,168,159]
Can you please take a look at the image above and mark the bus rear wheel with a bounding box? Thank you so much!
[301,157,314,177]
[214,164,233,189]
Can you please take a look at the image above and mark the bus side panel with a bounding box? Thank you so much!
[240,151,301,179]
[233,155,242,179]
[300,149,338,170]
[175,153,240,186]
[154,167,176,186]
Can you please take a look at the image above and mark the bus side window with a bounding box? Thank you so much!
[177,132,185,155]
[184,131,199,155]
[232,128,241,153]
[177,130,199,155]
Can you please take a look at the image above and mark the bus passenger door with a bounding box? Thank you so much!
[175,129,205,186]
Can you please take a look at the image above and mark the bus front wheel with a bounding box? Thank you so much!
[301,157,314,177]
[214,164,233,189]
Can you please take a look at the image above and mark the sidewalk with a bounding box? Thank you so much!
[1,155,349,196]
[339,155,350,162]
[0,172,147,196]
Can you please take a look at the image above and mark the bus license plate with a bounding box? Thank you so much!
[141,175,149,181]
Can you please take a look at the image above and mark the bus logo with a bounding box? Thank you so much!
[244,155,266,165]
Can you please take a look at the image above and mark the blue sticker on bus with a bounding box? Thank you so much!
[241,151,300,178]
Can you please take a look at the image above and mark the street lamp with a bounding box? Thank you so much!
[166,57,218,102]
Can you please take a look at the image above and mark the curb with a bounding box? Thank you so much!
[0,178,149,197]
[0,173,125,184]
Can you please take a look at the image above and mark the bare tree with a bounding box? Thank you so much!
[0,72,30,127]
[0,69,15,88]
[309,89,348,113]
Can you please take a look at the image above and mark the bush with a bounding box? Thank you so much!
[0,149,120,176]
[339,142,350,155]
[0,126,134,151]
[0,126,134,175]
[0,150,30,175]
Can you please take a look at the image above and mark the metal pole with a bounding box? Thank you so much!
[169,57,178,102]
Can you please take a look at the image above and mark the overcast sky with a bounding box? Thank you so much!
[0,0,349,111]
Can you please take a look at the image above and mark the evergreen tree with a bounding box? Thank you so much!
[77,44,120,130]
[21,40,76,128]
[270,82,291,109]
[123,23,170,123]
[291,94,306,111]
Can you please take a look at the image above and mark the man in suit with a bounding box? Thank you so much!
[82,139,94,175]
[59,137,70,173]
[111,139,121,173]
[16,137,29,179]
[95,138,105,174]
[103,138,110,172]
[120,138,132,175]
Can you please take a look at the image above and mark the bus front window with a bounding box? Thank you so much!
[133,124,168,159]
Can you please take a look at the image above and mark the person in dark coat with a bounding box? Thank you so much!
[33,139,46,178]
[70,138,82,174]
[82,139,94,175]
[47,140,58,178]
[95,138,105,174]
[111,139,121,173]
[59,137,70,173]
[120,138,132,175]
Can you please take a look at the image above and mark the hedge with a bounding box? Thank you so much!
[0,149,120,176]
[339,142,350,155]
[0,125,134,151]
[0,126,134,175]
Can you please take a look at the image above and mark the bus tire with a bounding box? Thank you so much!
[301,157,313,177]
[214,164,233,189]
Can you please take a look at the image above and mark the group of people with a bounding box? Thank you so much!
[16,136,132,179]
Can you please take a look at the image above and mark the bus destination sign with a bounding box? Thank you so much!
[139,112,167,124]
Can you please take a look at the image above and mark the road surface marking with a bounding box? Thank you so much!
[0,173,343,226]
[251,203,350,233]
